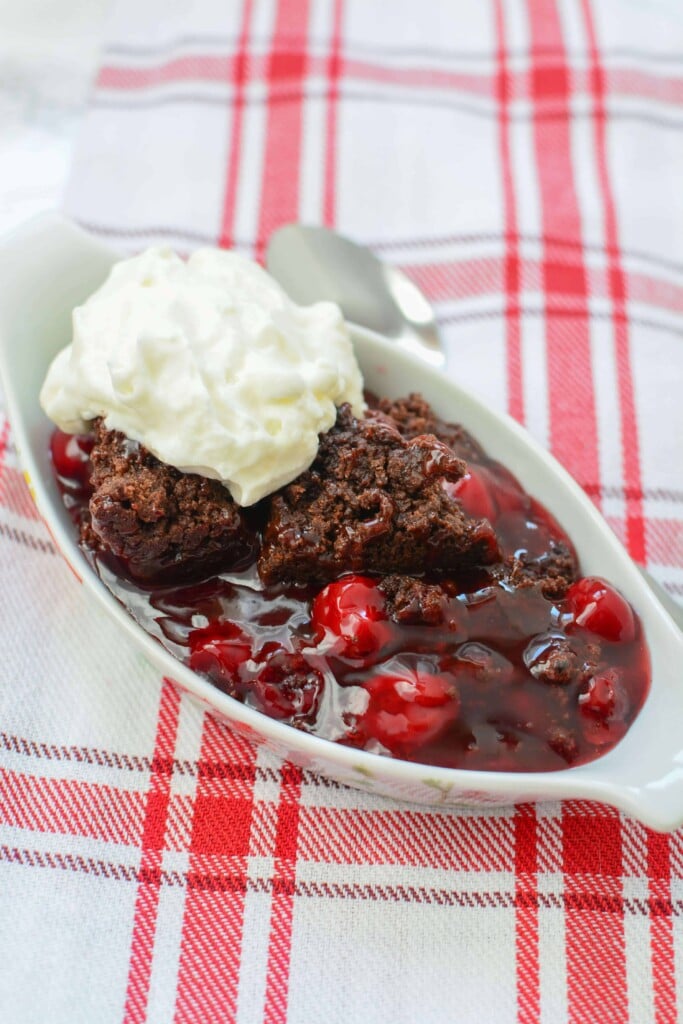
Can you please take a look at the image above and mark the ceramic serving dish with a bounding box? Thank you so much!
[1,212,682,831]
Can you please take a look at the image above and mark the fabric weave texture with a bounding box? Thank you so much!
[1,1,682,1021]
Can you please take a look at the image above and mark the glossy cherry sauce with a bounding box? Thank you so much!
[51,426,651,773]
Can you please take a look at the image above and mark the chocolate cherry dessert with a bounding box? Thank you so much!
[42,248,650,773]
[49,393,650,773]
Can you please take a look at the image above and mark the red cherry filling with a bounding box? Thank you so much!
[250,647,323,721]
[311,575,392,663]
[579,668,622,719]
[454,642,515,686]
[355,660,460,757]
[51,423,651,774]
[444,467,496,521]
[486,464,528,514]
[50,429,94,491]
[566,577,635,643]
[188,621,252,692]
[579,669,628,746]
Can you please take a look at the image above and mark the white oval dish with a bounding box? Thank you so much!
[1,212,682,831]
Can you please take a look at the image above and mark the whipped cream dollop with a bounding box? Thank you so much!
[40,247,365,505]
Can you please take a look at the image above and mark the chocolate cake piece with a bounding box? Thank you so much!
[381,396,579,595]
[258,404,500,585]
[379,574,461,626]
[84,419,256,582]
[495,542,578,601]
[377,392,486,462]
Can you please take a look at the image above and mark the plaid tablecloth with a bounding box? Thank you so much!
[1,1,683,1021]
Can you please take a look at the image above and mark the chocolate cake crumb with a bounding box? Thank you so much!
[498,541,578,600]
[258,404,500,585]
[525,633,602,687]
[84,419,256,582]
[377,392,486,462]
[379,574,457,625]
[527,637,579,685]
[547,726,579,764]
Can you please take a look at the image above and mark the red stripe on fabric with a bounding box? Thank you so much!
[627,271,683,314]
[647,832,677,1023]
[527,0,600,494]
[403,256,504,300]
[96,56,683,108]
[323,0,344,226]
[0,466,41,520]
[608,67,683,106]
[95,55,491,95]
[296,808,514,869]
[173,720,257,1024]
[123,681,181,1024]
[604,517,683,568]
[255,0,311,261]
[668,833,683,879]
[0,420,10,488]
[337,56,494,96]
[0,751,200,850]
[263,764,302,1024]
[494,0,523,424]
[98,56,235,89]
[579,0,646,562]
[0,427,38,525]
[0,768,147,842]
[527,6,626,1016]
[561,805,629,1024]
[514,805,540,1024]
[644,519,683,568]
[403,256,683,315]
[218,0,254,249]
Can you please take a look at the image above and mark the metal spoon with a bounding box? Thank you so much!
[267,223,444,367]
[266,223,683,629]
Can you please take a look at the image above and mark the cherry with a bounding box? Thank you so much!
[250,647,323,721]
[311,575,392,663]
[50,429,94,490]
[357,661,460,756]
[578,668,630,747]
[579,668,622,720]
[444,467,496,521]
[188,621,252,691]
[566,577,635,643]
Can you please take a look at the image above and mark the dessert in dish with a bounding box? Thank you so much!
[42,248,650,774]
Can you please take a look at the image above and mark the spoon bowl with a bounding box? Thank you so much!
[2,213,683,830]
[267,224,445,366]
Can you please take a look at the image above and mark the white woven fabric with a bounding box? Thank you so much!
[1,1,682,1021]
